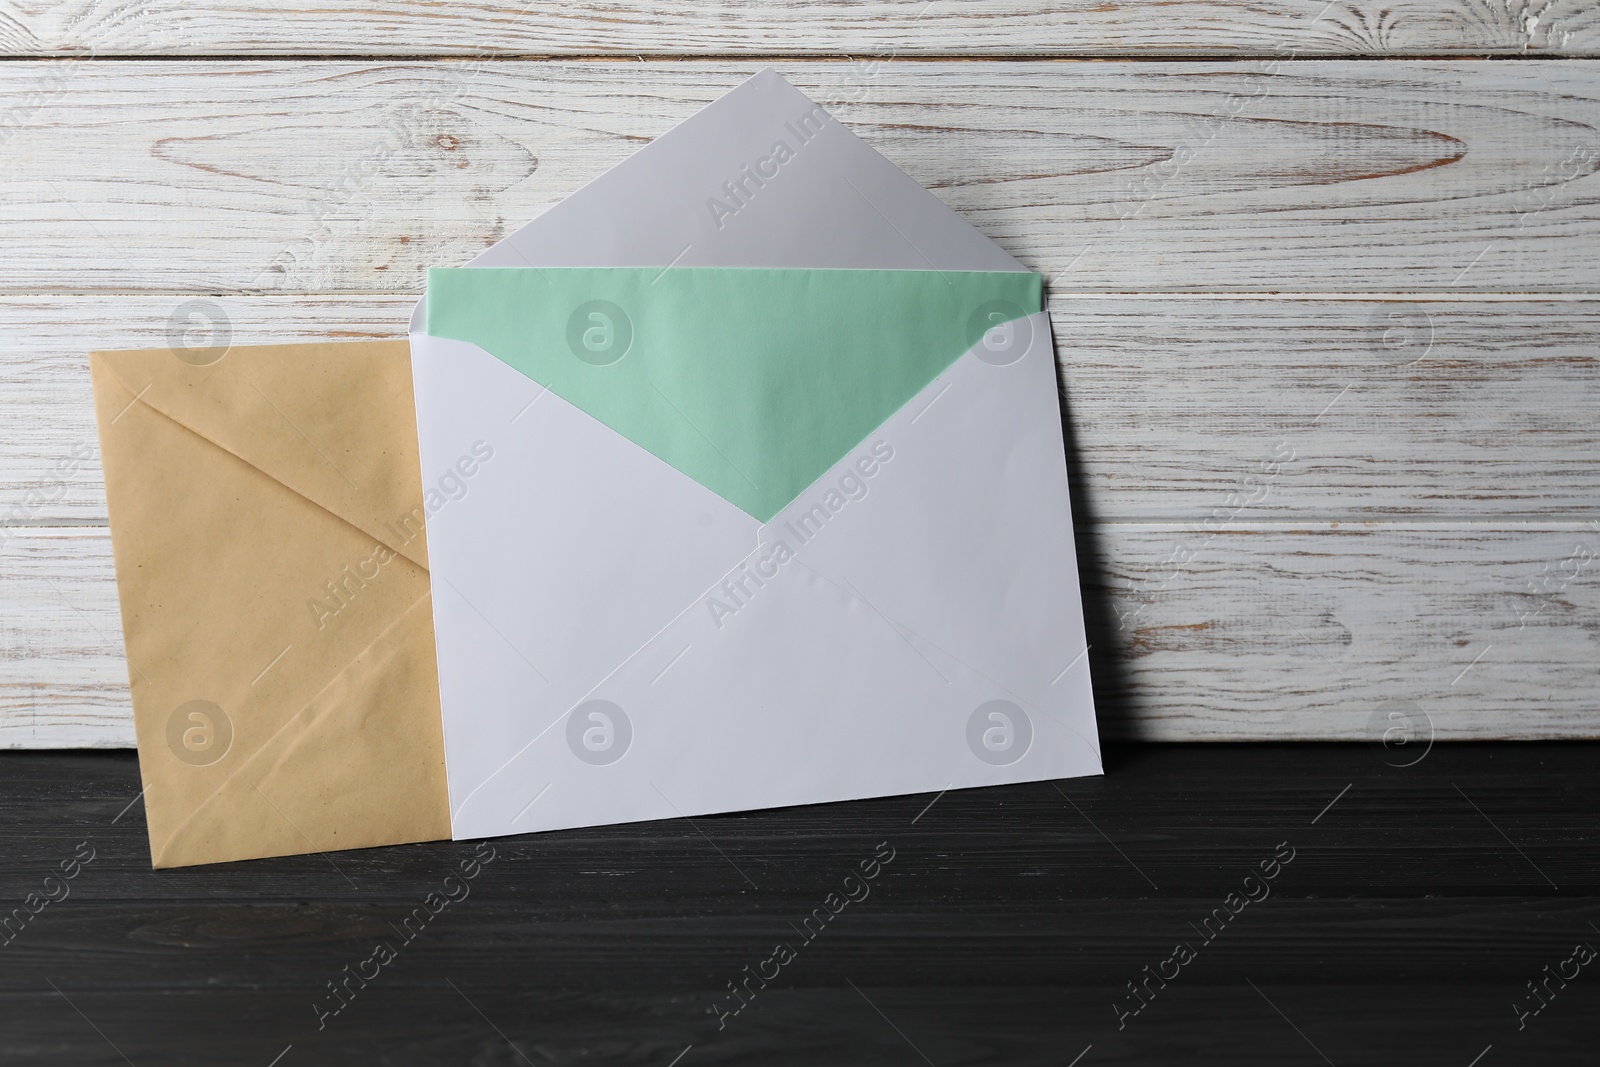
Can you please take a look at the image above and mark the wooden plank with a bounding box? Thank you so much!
[0,528,130,749]
[3,61,1599,293]
[1052,295,1600,520]
[5,295,1597,526]
[4,0,1598,57]
[7,521,1597,747]
[1,744,1596,1063]
[0,297,410,527]
[1093,520,1600,742]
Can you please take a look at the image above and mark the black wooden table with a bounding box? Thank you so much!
[1,743,1595,1066]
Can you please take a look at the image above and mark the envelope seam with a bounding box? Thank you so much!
[97,360,429,573]
[445,326,1057,821]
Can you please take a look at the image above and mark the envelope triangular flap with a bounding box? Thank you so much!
[405,68,1027,339]
[92,342,429,568]
[426,267,1041,521]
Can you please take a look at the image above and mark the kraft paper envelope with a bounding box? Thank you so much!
[90,340,452,867]
[409,69,1100,842]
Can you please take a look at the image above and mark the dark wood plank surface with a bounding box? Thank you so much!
[0,743,1595,1065]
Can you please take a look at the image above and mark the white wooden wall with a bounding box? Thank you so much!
[2,6,1597,745]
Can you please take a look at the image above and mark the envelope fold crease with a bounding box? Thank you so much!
[96,344,428,569]
[90,339,452,868]
[151,591,450,868]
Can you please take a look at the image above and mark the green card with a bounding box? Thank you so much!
[426,267,1041,521]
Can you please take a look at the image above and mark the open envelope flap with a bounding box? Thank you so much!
[92,342,429,569]
[425,267,1042,522]
[405,69,1023,342]
[415,308,1097,839]
[410,69,1097,842]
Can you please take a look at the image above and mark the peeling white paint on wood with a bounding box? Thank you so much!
[3,62,1598,293]
[6,522,1595,747]
[1,39,1595,744]
[2,0,1596,57]
[3,296,1597,524]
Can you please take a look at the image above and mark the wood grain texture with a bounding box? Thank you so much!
[5,295,1599,525]
[4,61,1600,294]
[4,49,1596,744]
[8,521,1596,747]
[1093,520,1600,741]
[0,528,127,750]
[3,0,1598,57]
[0,744,1594,1064]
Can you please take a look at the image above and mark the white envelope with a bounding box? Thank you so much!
[409,69,1100,841]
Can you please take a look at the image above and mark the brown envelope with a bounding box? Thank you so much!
[89,339,452,868]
